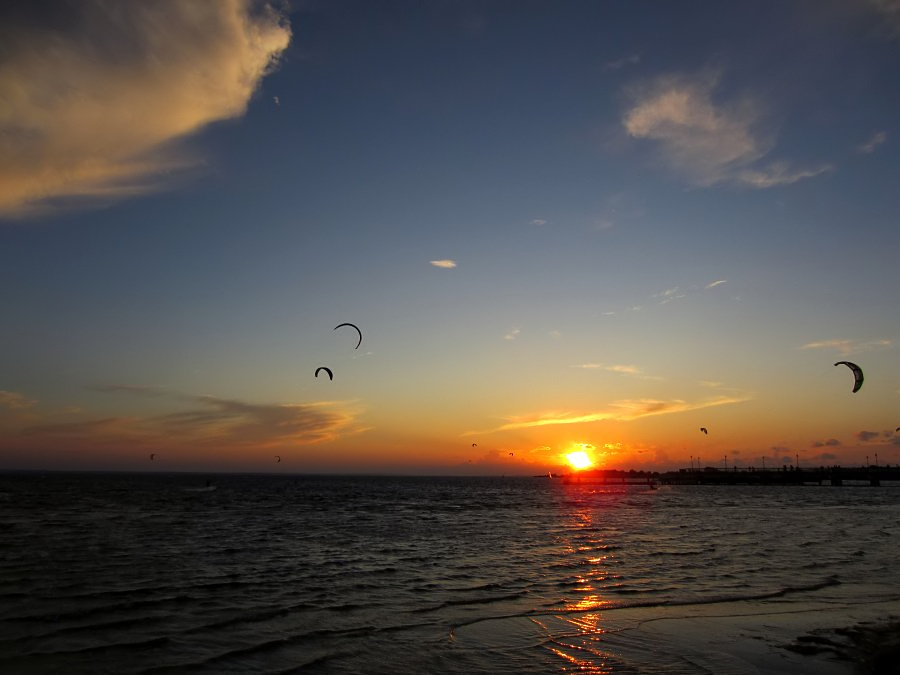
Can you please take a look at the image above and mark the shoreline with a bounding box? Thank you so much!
[453,595,900,673]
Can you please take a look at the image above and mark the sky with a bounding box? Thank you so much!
[1,0,899,475]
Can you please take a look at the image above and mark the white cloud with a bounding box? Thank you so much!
[654,286,685,303]
[603,54,641,72]
[429,259,457,269]
[0,0,291,218]
[573,363,661,380]
[530,218,547,226]
[800,338,892,354]
[622,71,826,188]
[736,162,833,188]
[705,279,728,289]
[504,328,521,341]
[857,131,887,154]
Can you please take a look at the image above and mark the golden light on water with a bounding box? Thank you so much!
[566,451,593,471]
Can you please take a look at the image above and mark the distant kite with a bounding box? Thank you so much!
[275,455,281,463]
[315,366,333,381]
[334,322,362,349]
[472,443,477,447]
[150,453,156,460]
[834,361,864,393]
[700,427,708,435]
[509,452,514,457]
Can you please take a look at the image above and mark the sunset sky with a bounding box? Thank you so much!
[2,0,899,474]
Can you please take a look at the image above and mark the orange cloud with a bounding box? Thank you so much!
[0,0,291,217]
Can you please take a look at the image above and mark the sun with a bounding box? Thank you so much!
[566,451,593,471]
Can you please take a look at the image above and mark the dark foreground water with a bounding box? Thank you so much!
[2,473,900,673]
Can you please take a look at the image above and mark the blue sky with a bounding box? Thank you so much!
[1,0,899,473]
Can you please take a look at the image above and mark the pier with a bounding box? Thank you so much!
[560,466,900,487]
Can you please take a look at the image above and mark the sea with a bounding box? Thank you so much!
[2,473,900,674]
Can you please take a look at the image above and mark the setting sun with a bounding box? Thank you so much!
[566,451,593,471]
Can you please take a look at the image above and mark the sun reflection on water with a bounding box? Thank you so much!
[543,498,622,672]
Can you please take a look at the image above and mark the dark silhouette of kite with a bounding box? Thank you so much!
[275,455,281,463]
[150,453,156,460]
[472,443,477,447]
[700,427,708,435]
[834,361,864,393]
[334,322,362,349]
[315,366,333,380]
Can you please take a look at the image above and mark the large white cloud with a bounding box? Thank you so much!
[623,71,830,188]
[0,0,291,217]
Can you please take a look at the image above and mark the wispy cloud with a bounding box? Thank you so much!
[573,363,660,379]
[86,384,168,397]
[799,338,892,354]
[654,286,686,304]
[476,393,750,433]
[14,390,359,450]
[736,162,832,188]
[811,438,842,448]
[430,259,457,269]
[857,131,887,154]
[0,0,291,218]
[0,390,37,409]
[603,54,641,72]
[866,0,900,34]
[705,279,728,289]
[153,395,354,447]
[622,70,828,188]
[0,390,37,410]
[856,430,881,442]
[504,327,521,341]
[530,218,547,226]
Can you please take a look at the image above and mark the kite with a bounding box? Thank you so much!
[275,455,281,463]
[700,427,708,435]
[834,361,864,393]
[315,366,334,381]
[334,322,362,349]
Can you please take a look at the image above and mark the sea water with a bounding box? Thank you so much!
[2,473,899,673]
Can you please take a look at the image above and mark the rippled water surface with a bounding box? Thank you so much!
[2,473,900,673]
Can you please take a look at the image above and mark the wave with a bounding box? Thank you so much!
[449,576,844,630]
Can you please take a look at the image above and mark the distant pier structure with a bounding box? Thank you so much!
[657,466,899,487]
[560,466,900,487]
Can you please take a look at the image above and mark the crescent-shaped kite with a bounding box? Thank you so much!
[334,322,362,349]
[315,366,334,381]
[700,427,708,435]
[834,361,864,393]
[275,455,281,463]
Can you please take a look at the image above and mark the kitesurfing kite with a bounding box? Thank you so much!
[315,366,333,381]
[150,453,156,460]
[834,361,864,393]
[334,322,362,349]
[275,455,281,463]
[700,427,708,435]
